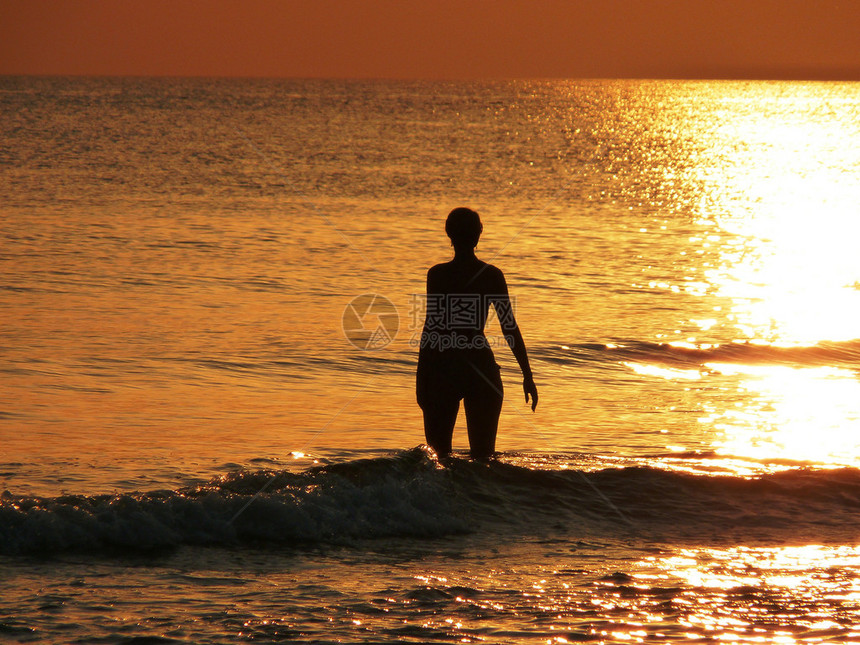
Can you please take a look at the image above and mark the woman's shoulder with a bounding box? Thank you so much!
[426,259,506,286]
[476,262,506,287]
[481,261,504,277]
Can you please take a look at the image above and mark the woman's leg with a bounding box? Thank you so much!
[463,362,503,460]
[422,395,459,458]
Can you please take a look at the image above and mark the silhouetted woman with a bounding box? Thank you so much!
[416,207,538,460]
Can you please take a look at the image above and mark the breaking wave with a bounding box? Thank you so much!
[3,447,860,555]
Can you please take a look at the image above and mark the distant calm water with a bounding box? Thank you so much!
[2,76,860,643]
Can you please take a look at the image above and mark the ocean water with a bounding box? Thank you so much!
[2,76,860,643]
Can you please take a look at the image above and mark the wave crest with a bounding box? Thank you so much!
[3,448,860,555]
[539,339,860,369]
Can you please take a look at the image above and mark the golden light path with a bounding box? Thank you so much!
[637,84,860,470]
[704,363,860,466]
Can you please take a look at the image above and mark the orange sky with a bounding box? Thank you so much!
[2,0,859,80]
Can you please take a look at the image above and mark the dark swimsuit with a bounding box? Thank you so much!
[417,335,503,459]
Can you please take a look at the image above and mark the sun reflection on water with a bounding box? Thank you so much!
[629,545,860,641]
[634,83,860,470]
[704,363,860,467]
[707,213,860,346]
[699,88,860,346]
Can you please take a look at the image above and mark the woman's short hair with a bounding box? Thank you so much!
[445,207,483,248]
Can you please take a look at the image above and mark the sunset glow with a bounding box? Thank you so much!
[3,2,860,641]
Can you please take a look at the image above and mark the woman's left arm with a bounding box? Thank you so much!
[492,273,538,411]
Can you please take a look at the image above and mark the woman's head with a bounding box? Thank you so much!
[445,207,483,250]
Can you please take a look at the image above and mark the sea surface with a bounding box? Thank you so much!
[2,76,860,643]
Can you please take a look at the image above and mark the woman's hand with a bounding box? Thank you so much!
[523,374,538,412]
